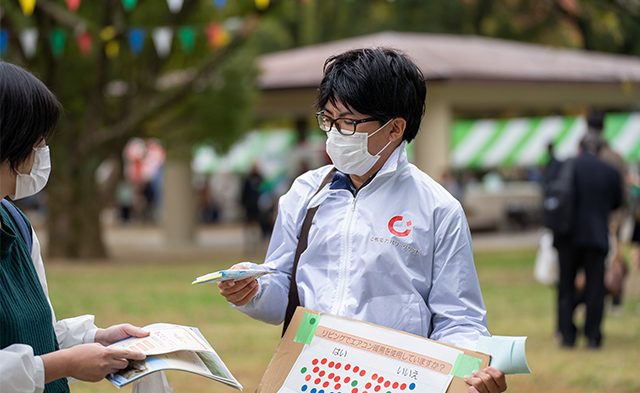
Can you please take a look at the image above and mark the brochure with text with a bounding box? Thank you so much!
[106,323,242,390]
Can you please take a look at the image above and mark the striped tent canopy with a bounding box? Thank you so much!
[451,112,640,169]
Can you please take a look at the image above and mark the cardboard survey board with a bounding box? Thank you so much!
[258,307,490,393]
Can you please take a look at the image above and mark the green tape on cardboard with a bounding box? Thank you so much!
[294,312,321,345]
[451,353,482,378]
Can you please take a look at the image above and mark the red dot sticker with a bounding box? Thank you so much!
[372,374,378,380]
[352,388,358,393]
[377,377,384,384]
[384,381,390,388]
[329,361,335,368]
[365,382,372,389]
[328,373,335,379]
[374,386,381,392]
[345,364,351,371]
[392,382,399,389]
[334,376,341,383]
[335,384,342,390]
[321,358,327,365]
[305,375,311,381]
[400,383,407,390]
[359,370,366,377]
[336,363,342,369]
[314,378,321,385]
[319,371,325,377]
[344,377,351,383]
[312,359,319,365]
[323,381,329,388]
[353,366,359,373]
[313,367,319,373]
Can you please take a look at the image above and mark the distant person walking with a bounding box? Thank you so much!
[554,132,623,349]
[240,163,264,254]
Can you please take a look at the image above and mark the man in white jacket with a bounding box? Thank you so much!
[219,48,507,393]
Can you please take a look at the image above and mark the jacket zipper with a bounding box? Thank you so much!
[332,194,358,315]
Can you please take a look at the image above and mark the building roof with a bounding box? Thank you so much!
[258,31,640,90]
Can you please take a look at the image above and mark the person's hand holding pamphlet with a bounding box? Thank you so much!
[105,323,242,391]
[192,267,273,285]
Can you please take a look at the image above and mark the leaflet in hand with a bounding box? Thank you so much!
[106,323,242,391]
[192,268,273,284]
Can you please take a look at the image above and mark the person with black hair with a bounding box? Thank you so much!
[554,131,624,349]
[218,48,506,392]
[0,61,148,393]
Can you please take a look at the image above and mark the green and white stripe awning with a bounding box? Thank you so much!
[451,112,640,169]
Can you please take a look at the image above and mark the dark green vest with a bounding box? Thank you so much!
[1,204,69,393]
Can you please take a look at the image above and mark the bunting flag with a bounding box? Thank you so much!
[127,28,146,56]
[178,26,196,53]
[50,28,67,58]
[65,0,81,12]
[152,27,173,58]
[19,28,39,58]
[18,0,36,16]
[167,0,184,13]
[205,23,228,50]
[450,113,640,169]
[76,30,93,56]
[3,22,233,58]
[105,40,120,58]
[122,0,138,12]
[213,0,226,9]
[100,26,117,41]
[0,29,8,57]
[255,0,269,10]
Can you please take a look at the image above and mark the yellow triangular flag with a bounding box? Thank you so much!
[19,0,36,16]
[255,0,269,10]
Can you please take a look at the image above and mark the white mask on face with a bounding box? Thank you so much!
[10,146,51,200]
[325,119,393,176]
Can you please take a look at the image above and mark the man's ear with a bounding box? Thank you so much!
[389,118,407,142]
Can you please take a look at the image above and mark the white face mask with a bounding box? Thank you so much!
[10,146,51,200]
[325,119,393,176]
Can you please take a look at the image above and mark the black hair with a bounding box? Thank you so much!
[315,48,427,142]
[580,131,605,154]
[0,61,60,171]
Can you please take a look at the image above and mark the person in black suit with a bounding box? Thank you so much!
[554,132,624,349]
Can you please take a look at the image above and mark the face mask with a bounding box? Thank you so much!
[325,119,393,176]
[10,146,51,200]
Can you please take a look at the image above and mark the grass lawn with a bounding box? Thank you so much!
[45,248,640,393]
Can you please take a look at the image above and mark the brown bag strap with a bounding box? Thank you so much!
[282,167,337,336]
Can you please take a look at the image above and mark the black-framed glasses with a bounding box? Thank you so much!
[315,112,379,136]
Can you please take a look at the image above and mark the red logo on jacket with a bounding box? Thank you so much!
[388,216,412,237]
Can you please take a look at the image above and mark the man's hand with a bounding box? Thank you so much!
[217,277,259,306]
[464,367,507,393]
[95,323,150,346]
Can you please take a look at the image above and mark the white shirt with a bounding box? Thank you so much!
[236,143,489,349]
[0,229,98,393]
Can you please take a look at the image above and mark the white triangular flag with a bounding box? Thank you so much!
[166,0,183,13]
[151,27,173,58]
[19,28,39,58]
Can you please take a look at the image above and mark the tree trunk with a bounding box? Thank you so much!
[163,159,196,245]
[46,152,108,259]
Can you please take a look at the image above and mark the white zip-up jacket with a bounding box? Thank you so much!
[236,143,489,349]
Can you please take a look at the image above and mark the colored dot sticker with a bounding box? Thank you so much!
[409,383,416,390]
[305,375,311,381]
[335,384,341,390]
[311,388,317,393]
[329,361,335,368]
[392,382,398,389]
[328,373,334,379]
[378,377,384,384]
[319,371,325,377]
[353,366,359,373]
[400,383,407,390]
[323,381,329,388]
[313,367,319,373]
[351,380,358,387]
[312,359,319,365]
[321,358,327,365]
[315,378,321,385]
[365,382,372,389]
[384,381,390,388]
[334,376,341,382]
[301,385,308,392]
[301,367,307,373]
[372,374,378,380]
[336,362,342,369]
[352,388,358,393]
[344,376,351,383]
[345,364,351,371]
[359,370,366,377]
[374,386,381,392]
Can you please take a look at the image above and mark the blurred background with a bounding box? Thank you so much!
[2,1,640,392]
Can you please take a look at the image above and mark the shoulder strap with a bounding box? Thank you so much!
[1,198,33,253]
[282,167,337,336]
